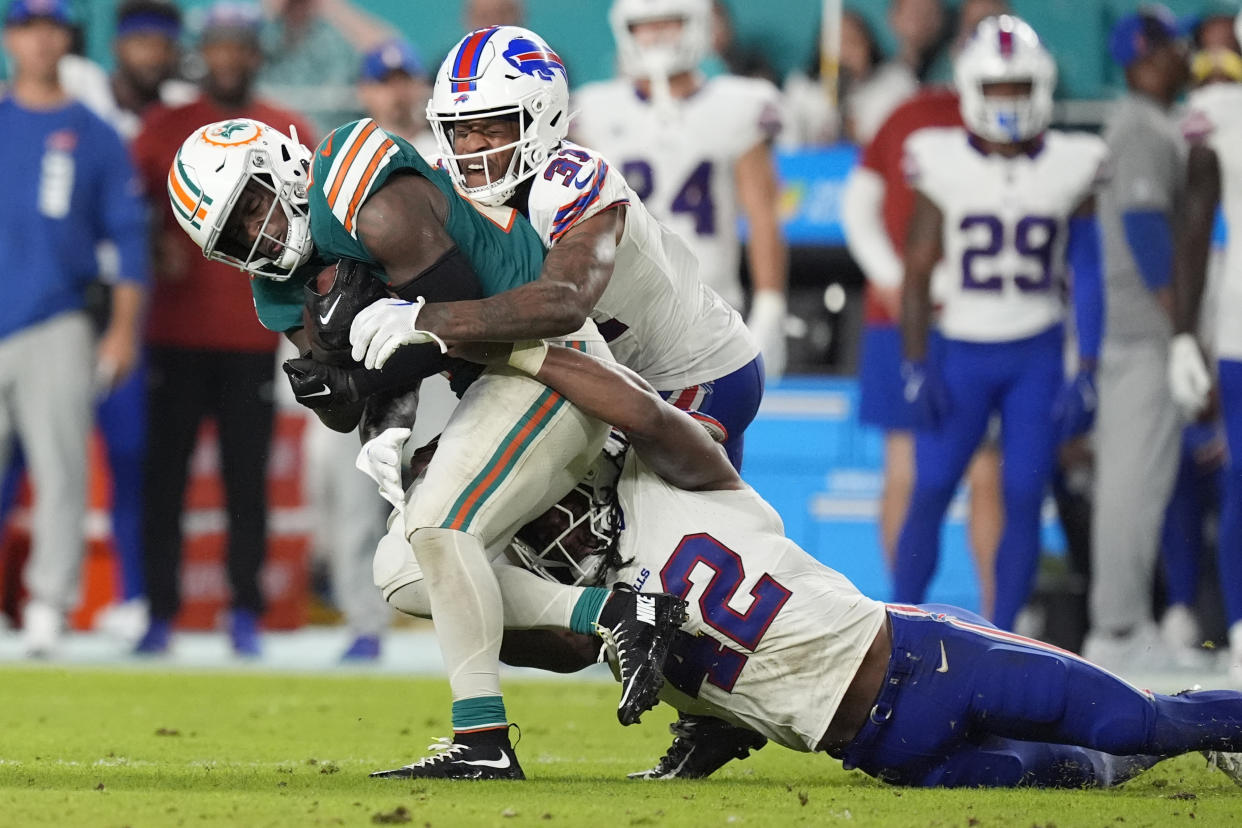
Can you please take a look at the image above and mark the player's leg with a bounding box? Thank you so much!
[212,351,275,656]
[1084,339,1181,660]
[659,353,763,472]
[918,736,1163,788]
[843,606,1242,786]
[94,349,147,604]
[893,338,994,605]
[13,313,94,655]
[137,347,211,652]
[857,323,917,567]
[1217,358,1242,684]
[965,440,1002,620]
[1158,425,1207,648]
[991,328,1063,631]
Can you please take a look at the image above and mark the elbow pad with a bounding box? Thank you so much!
[392,246,484,304]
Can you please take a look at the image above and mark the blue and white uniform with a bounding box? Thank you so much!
[522,140,763,469]
[895,127,1107,630]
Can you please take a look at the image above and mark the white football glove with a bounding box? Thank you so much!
[355,427,412,511]
[349,296,448,371]
[747,290,787,382]
[1168,332,1212,418]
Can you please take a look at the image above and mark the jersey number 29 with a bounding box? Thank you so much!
[960,214,1058,293]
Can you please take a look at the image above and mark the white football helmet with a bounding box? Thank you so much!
[610,0,711,79]
[954,15,1057,144]
[169,118,313,280]
[427,26,570,207]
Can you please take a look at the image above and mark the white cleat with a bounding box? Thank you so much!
[21,601,63,658]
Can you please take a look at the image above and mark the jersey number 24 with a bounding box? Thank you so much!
[622,160,716,236]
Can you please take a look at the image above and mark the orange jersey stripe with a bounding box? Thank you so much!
[447,391,562,531]
[342,138,395,234]
[326,121,377,209]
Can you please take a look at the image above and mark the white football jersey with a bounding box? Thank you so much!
[524,140,758,391]
[904,127,1107,343]
[608,453,887,752]
[1183,83,1242,361]
[572,75,783,310]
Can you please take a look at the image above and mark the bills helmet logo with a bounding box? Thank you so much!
[454,93,471,104]
[502,37,566,82]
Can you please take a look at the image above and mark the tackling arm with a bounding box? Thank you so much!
[414,207,622,342]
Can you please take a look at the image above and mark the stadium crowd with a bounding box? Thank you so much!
[1,0,1242,766]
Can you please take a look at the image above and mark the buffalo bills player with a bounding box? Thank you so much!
[373,337,1242,788]
[896,15,1105,631]
[572,0,789,380]
[355,25,764,471]
[1169,10,1242,687]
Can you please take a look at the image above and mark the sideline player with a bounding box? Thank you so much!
[571,0,789,380]
[374,338,1242,788]
[1169,10,1242,687]
[168,117,686,777]
[895,16,1104,631]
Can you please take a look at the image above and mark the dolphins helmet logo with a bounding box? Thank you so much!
[501,38,566,82]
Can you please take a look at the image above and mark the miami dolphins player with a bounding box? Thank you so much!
[357,24,764,472]
[168,117,688,779]
[373,336,1242,788]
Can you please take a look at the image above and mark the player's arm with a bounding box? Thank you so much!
[414,207,621,341]
[456,340,742,492]
[898,191,943,362]
[841,166,902,319]
[1174,143,1221,337]
[735,140,789,375]
[1067,196,1103,372]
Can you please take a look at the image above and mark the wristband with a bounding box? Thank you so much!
[507,340,549,375]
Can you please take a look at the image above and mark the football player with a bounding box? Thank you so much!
[367,23,769,777]
[1168,11,1242,688]
[168,118,688,779]
[358,24,764,472]
[895,15,1104,631]
[571,0,789,380]
[377,337,1242,788]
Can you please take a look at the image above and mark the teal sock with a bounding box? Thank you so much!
[569,587,611,634]
[451,696,508,733]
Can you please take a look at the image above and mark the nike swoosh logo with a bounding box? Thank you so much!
[936,640,949,673]
[302,385,332,398]
[462,753,511,769]
[318,295,342,325]
[319,131,334,158]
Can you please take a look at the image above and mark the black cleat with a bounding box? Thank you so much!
[628,713,768,779]
[595,584,689,726]
[370,736,524,780]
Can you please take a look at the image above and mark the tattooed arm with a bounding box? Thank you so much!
[413,206,623,342]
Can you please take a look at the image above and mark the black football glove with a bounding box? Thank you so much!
[282,356,365,410]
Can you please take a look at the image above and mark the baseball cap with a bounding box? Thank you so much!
[1109,5,1180,67]
[361,39,426,82]
[5,0,71,27]
[199,1,262,46]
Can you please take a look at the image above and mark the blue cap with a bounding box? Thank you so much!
[361,39,425,82]
[1109,6,1180,67]
[5,0,71,26]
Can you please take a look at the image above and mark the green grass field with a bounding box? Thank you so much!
[2,666,1241,827]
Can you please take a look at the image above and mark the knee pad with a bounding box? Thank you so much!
[373,513,424,600]
[971,649,1069,724]
[387,581,431,618]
